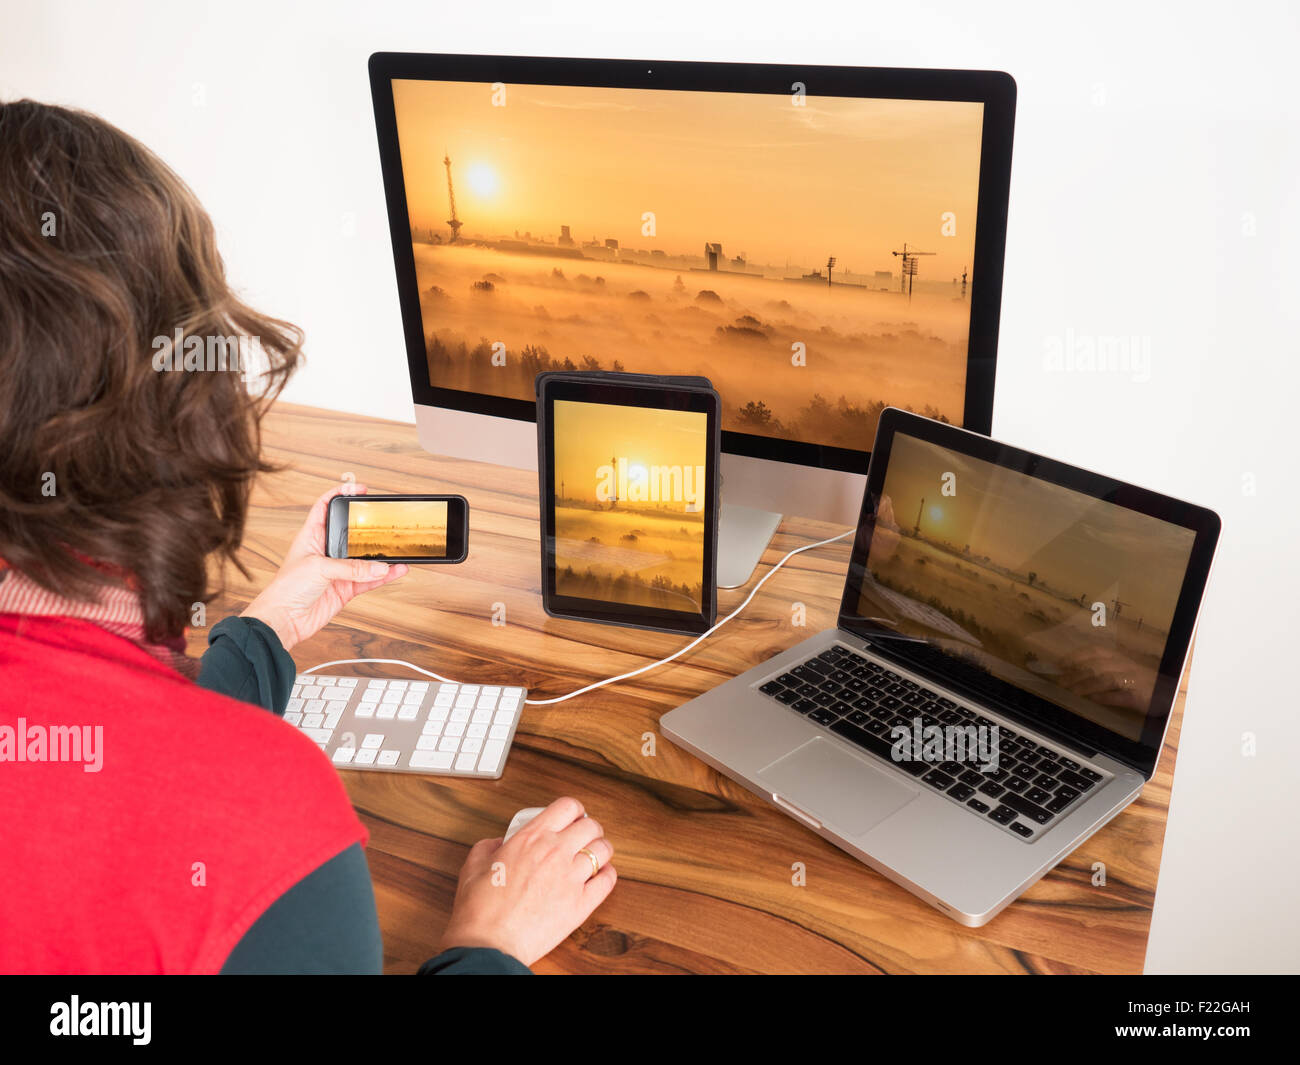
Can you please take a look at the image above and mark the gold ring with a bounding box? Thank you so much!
[578,846,600,879]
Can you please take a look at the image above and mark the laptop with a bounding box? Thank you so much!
[661,408,1220,926]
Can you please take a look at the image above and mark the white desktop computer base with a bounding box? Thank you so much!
[717,502,783,588]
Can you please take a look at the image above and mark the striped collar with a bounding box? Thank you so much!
[0,565,199,679]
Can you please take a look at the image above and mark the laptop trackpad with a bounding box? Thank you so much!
[759,738,917,836]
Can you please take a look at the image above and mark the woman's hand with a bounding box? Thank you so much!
[242,483,409,651]
[438,797,617,967]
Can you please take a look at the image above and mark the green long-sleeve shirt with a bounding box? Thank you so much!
[197,616,529,976]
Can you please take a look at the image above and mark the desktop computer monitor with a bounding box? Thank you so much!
[369,53,1015,586]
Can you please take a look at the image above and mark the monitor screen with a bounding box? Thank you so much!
[384,69,1001,463]
[854,431,1198,743]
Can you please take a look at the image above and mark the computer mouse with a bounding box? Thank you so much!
[504,807,545,842]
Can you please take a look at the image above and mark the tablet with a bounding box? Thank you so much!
[537,372,720,635]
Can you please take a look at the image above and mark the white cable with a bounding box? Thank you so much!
[300,529,852,706]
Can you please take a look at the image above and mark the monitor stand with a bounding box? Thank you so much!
[718,502,783,589]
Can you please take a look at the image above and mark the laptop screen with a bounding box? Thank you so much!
[840,411,1218,773]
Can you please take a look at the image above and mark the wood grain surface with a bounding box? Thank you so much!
[189,402,1188,974]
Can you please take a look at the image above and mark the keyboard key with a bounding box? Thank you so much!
[808,707,839,725]
[410,750,454,771]
[922,770,955,790]
[366,679,387,689]
[320,688,349,703]
[332,747,355,765]
[461,738,482,755]
[324,711,343,729]
[493,709,516,726]
[1009,821,1034,838]
[472,707,494,723]
[959,769,984,787]
[303,713,325,729]
[791,699,818,715]
[760,680,784,696]
[305,699,325,714]
[388,680,408,690]
[467,723,488,739]
[376,704,397,720]
[988,805,1016,825]
[1035,773,1059,789]
[354,748,377,766]
[967,798,990,814]
[377,749,400,766]
[286,697,304,712]
[438,736,459,753]
[397,705,419,721]
[422,720,443,735]
[948,783,975,801]
[338,677,358,688]
[1046,794,1074,814]
[978,781,1006,799]
[489,724,510,740]
[299,686,321,700]
[1025,786,1053,805]
[1057,769,1096,792]
[455,751,479,773]
[302,728,332,744]
[434,691,455,707]
[404,691,423,705]
[1080,767,1103,783]
[284,711,303,726]
[416,736,440,751]
[291,683,302,698]
[382,689,401,703]
[1054,784,1080,802]
[445,722,466,737]
[428,704,449,720]
[355,703,375,719]
[460,685,480,695]
[478,739,506,774]
[774,689,799,705]
[1005,777,1029,793]
[1002,793,1054,825]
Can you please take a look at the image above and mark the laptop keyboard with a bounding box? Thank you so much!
[757,643,1107,841]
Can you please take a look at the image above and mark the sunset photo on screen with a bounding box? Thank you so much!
[393,79,983,451]
[347,499,448,558]
[552,399,708,612]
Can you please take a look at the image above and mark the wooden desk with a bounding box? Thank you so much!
[192,402,1188,974]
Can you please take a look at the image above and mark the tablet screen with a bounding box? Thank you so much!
[552,398,709,615]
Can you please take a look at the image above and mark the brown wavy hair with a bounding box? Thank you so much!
[0,101,301,642]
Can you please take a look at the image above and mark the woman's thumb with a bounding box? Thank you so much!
[319,557,390,583]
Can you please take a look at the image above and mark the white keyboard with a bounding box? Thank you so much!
[286,675,524,779]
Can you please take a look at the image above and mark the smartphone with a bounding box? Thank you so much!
[325,493,469,563]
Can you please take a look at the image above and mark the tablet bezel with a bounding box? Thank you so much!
[538,376,720,635]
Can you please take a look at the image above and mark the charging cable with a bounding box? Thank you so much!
[300,528,852,706]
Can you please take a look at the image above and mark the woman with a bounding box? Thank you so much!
[0,100,615,974]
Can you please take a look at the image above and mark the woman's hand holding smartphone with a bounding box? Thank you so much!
[240,484,419,651]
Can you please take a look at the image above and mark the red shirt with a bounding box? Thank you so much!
[0,614,367,974]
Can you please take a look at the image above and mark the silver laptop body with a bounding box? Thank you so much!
[661,409,1219,927]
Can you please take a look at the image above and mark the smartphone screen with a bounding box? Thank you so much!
[326,494,469,563]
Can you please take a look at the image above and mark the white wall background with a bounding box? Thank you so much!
[3,0,1297,973]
